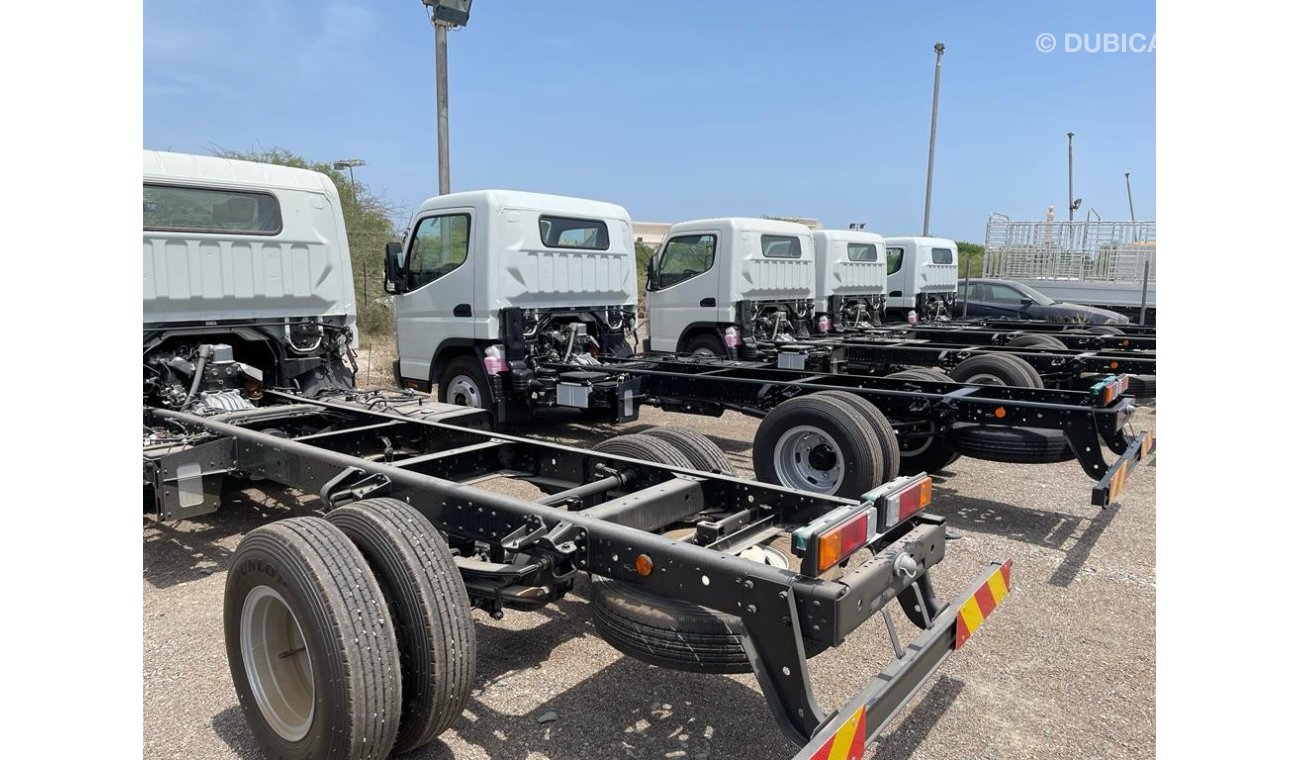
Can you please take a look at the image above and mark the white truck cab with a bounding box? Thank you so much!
[884,236,960,321]
[387,190,639,421]
[812,229,888,332]
[142,150,358,407]
[644,218,816,356]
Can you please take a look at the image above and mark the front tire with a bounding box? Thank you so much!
[439,355,491,410]
[683,332,726,357]
[225,517,402,760]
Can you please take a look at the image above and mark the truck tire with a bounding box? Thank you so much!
[325,499,476,754]
[944,424,1075,464]
[812,391,901,482]
[1005,334,1069,350]
[225,517,401,760]
[590,534,827,674]
[753,394,885,497]
[439,355,490,410]
[684,332,725,357]
[950,354,1045,389]
[886,370,961,474]
[593,433,695,469]
[640,427,736,475]
[1087,325,1126,336]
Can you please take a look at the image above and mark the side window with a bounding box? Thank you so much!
[930,247,954,264]
[847,243,879,262]
[143,184,282,235]
[761,235,802,258]
[656,234,717,288]
[886,246,905,275]
[538,215,610,250]
[956,281,968,299]
[986,284,1024,303]
[407,213,470,290]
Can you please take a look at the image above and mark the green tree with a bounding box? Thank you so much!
[210,147,398,339]
[956,241,985,279]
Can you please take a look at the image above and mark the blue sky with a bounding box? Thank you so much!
[144,1,1155,242]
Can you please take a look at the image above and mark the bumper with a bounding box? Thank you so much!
[791,560,1014,759]
[1091,430,1154,507]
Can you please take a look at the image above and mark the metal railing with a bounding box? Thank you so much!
[983,214,1156,284]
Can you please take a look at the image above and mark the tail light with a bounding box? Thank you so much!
[724,326,742,348]
[792,504,876,576]
[874,475,933,526]
[791,474,932,577]
[1091,374,1130,405]
[483,344,508,376]
[816,315,831,333]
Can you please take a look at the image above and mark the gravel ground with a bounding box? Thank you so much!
[143,356,1156,760]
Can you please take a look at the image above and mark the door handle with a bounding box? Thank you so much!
[699,298,716,307]
[453,304,472,317]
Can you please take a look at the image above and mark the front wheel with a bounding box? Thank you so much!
[683,332,726,357]
[439,355,491,410]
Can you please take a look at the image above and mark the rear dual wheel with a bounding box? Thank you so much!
[225,502,476,759]
[752,394,893,497]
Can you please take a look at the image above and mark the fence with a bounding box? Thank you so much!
[983,214,1157,285]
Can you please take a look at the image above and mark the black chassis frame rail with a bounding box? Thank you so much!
[837,323,1157,353]
[559,355,1150,506]
[144,390,1001,747]
[794,335,1156,384]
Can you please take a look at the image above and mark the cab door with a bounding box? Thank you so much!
[394,209,476,383]
[645,232,720,352]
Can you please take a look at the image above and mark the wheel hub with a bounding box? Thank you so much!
[240,585,315,742]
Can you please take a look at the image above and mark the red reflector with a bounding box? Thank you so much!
[817,513,869,573]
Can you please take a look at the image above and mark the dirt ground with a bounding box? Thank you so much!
[143,349,1155,759]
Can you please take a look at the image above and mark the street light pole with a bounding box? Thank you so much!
[434,19,451,195]
[421,1,472,194]
[922,42,945,237]
[1125,171,1136,222]
[332,159,366,197]
[1067,131,1075,223]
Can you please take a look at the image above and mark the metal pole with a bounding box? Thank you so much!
[348,166,357,196]
[435,21,451,195]
[1067,132,1075,223]
[1138,260,1150,326]
[922,42,945,237]
[1125,172,1136,222]
[961,257,971,319]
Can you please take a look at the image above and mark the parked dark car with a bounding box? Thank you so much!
[953,278,1130,325]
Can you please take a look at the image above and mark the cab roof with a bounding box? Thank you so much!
[668,217,814,236]
[416,189,631,221]
[143,150,339,195]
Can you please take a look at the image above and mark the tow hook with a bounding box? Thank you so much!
[893,553,918,579]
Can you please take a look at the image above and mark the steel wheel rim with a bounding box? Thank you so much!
[241,585,315,742]
[446,374,484,407]
[897,419,937,456]
[773,425,844,493]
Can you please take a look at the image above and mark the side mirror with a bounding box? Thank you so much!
[645,259,658,292]
[384,242,405,294]
[1020,298,1034,306]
